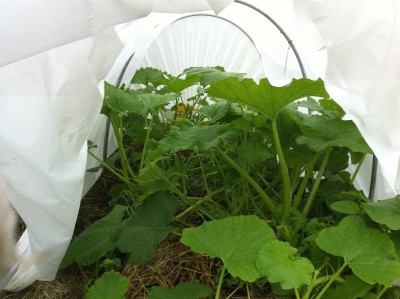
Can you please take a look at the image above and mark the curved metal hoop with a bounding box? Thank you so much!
[234,0,307,79]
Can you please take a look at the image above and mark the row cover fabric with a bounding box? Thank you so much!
[0,0,233,67]
[0,1,234,291]
[1,0,400,290]
[293,0,400,198]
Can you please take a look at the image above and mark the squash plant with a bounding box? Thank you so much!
[61,66,400,298]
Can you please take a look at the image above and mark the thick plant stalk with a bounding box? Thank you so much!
[139,118,153,170]
[294,288,300,299]
[217,148,277,219]
[271,119,292,225]
[215,265,227,299]
[293,152,320,210]
[111,116,137,180]
[301,148,332,218]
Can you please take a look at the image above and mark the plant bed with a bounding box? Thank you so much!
[60,67,400,299]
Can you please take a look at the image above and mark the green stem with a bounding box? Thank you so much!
[271,119,291,225]
[290,165,301,193]
[293,152,320,210]
[350,153,366,184]
[173,188,225,220]
[215,265,227,299]
[217,148,277,219]
[173,97,180,122]
[376,286,389,299]
[312,274,345,286]
[302,148,332,218]
[111,117,137,180]
[198,153,211,195]
[314,262,347,299]
[88,150,136,191]
[295,288,300,299]
[139,118,153,170]
[302,270,320,299]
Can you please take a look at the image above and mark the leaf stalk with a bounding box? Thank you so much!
[314,262,347,299]
[271,119,292,226]
[293,152,320,210]
[302,148,332,218]
[215,265,227,299]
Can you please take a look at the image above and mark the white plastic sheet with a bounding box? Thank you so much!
[0,26,124,290]
[0,1,233,291]
[293,0,400,199]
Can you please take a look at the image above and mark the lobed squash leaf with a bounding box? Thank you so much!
[207,77,328,119]
[158,124,230,152]
[330,201,360,215]
[183,66,244,87]
[296,116,372,153]
[181,215,276,282]
[131,67,198,92]
[102,82,143,116]
[256,240,314,290]
[138,93,177,115]
[362,196,400,230]
[60,205,127,268]
[197,102,230,122]
[316,225,400,286]
[85,271,129,299]
[117,192,178,264]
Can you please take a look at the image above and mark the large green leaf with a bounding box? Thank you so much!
[147,282,212,299]
[298,97,345,119]
[181,215,276,282]
[296,116,372,153]
[60,205,127,268]
[158,124,228,152]
[184,66,243,86]
[131,67,166,86]
[197,102,230,122]
[85,271,129,299]
[316,225,400,286]
[256,240,314,290]
[207,77,328,119]
[362,196,400,230]
[131,67,198,92]
[323,274,373,299]
[102,82,143,116]
[137,165,169,195]
[338,214,377,229]
[117,192,178,264]
[330,201,360,215]
[238,141,272,164]
[138,93,177,114]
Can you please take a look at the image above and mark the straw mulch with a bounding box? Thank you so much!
[122,236,215,298]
